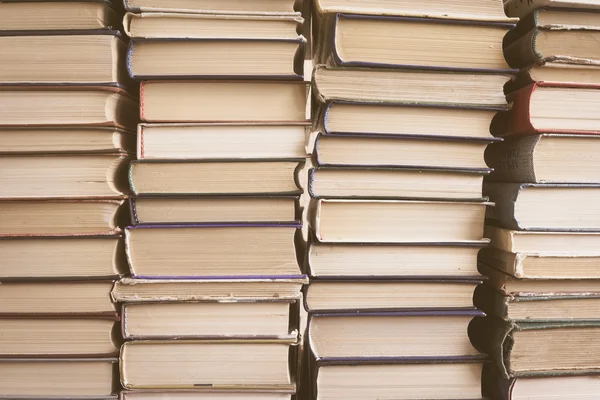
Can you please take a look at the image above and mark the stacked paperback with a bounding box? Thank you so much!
[0,0,136,398]
[112,0,310,399]
[472,0,600,399]
[304,0,515,399]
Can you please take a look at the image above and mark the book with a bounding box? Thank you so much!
[320,14,512,71]
[0,1,120,32]
[0,199,126,236]
[317,102,498,140]
[139,80,308,123]
[128,38,304,79]
[125,225,302,278]
[0,127,135,154]
[305,280,480,311]
[314,65,512,108]
[121,300,298,339]
[131,196,299,225]
[124,13,303,40]
[314,134,490,170]
[474,283,600,322]
[0,32,130,86]
[0,86,138,131]
[0,318,118,357]
[136,123,308,160]
[112,278,307,303]
[491,83,600,137]
[507,61,600,92]
[485,134,600,183]
[505,0,600,18]
[123,0,303,14]
[129,160,303,196]
[0,358,118,398]
[0,281,116,315]
[120,340,297,390]
[469,316,600,378]
[484,183,600,231]
[308,241,486,279]
[485,225,600,255]
[309,310,483,361]
[310,199,488,243]
[314,0,512,22]
[479,246,600,279]
[309,168,486,200]
[122,393,292,400]
[0,154,130,199]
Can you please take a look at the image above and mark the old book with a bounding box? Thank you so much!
[0,154,130,199]
[313,361,484,400]
[308,242,486,278]
[0,33,130,85]
[0,127,135,154]
[122,300,298,339]
[474,283,600,322]
[305,280,479,311]
[314,0,511,22]
[486,134,600,183]
[491,83,600,136]
[122,393,291,400]
[0,281,115,315]
[112,277,307,302]
[309,310,483,360]
[123,0,303,14]
[321,14,511,71]
[0,86,138,131]
[120,340,297,390]
[140,80,308,122]
[505,0,600,18]
[0,318,118,357]
[128,39,304,78]
[136,123,307,160]
[131,196,298,225]
[129,160,303,196]
[314,134,489,170]
[313,65,512,108]
[507,62,600,92]
[485,225,600,255]
[0,0,120,32]
[310,199,488,243]
[0,358,118,398]
[318,102,498,140]
[124,12,303,40]
[484,183,600,231]
[479,246,600,279]
[469,316,600,378]
[0,199,126,236]
[125,225,302,278]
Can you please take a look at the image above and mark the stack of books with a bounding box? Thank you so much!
[113,1,310,399]
[304,0,516,399]
[0,0,135,398]
[472,0,600,399]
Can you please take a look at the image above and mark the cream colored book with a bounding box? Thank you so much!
[123,0,303,14]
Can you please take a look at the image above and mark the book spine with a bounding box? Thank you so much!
[473,284,511,321]
[482,363,515,400]
[478,247,523,278]
[484,183,522,230]
[485,135,541,182]
[504,29,541,69]
[126,41,135,80]
[122,13,134,38]
[490,84,537,137]
[128,162,138,195]
[503,12,538,47]
[468,316,513,379]
[307,168,317,198]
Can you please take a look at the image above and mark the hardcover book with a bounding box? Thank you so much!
[123,0,304,15]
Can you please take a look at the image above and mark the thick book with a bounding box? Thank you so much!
[485,134,600,183]
[484,182,600,231]
[0,235,126,280]
[0,199,127,236]
[125,224,303,279]
[0,127,135,154]
[507,61,600,92]
[310,199,488,243]
[0,154,130,199]
[469,316,600,378]
[0,357,118,399]
[505,0,600,18]
[491,83,600,137]
[136,123,308,160]
[123,0,303,14]
[129,159,304,196]
[313,64,512,108]
[139,80,309,123]
[313,133,490,171]
[120,339,298,391]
